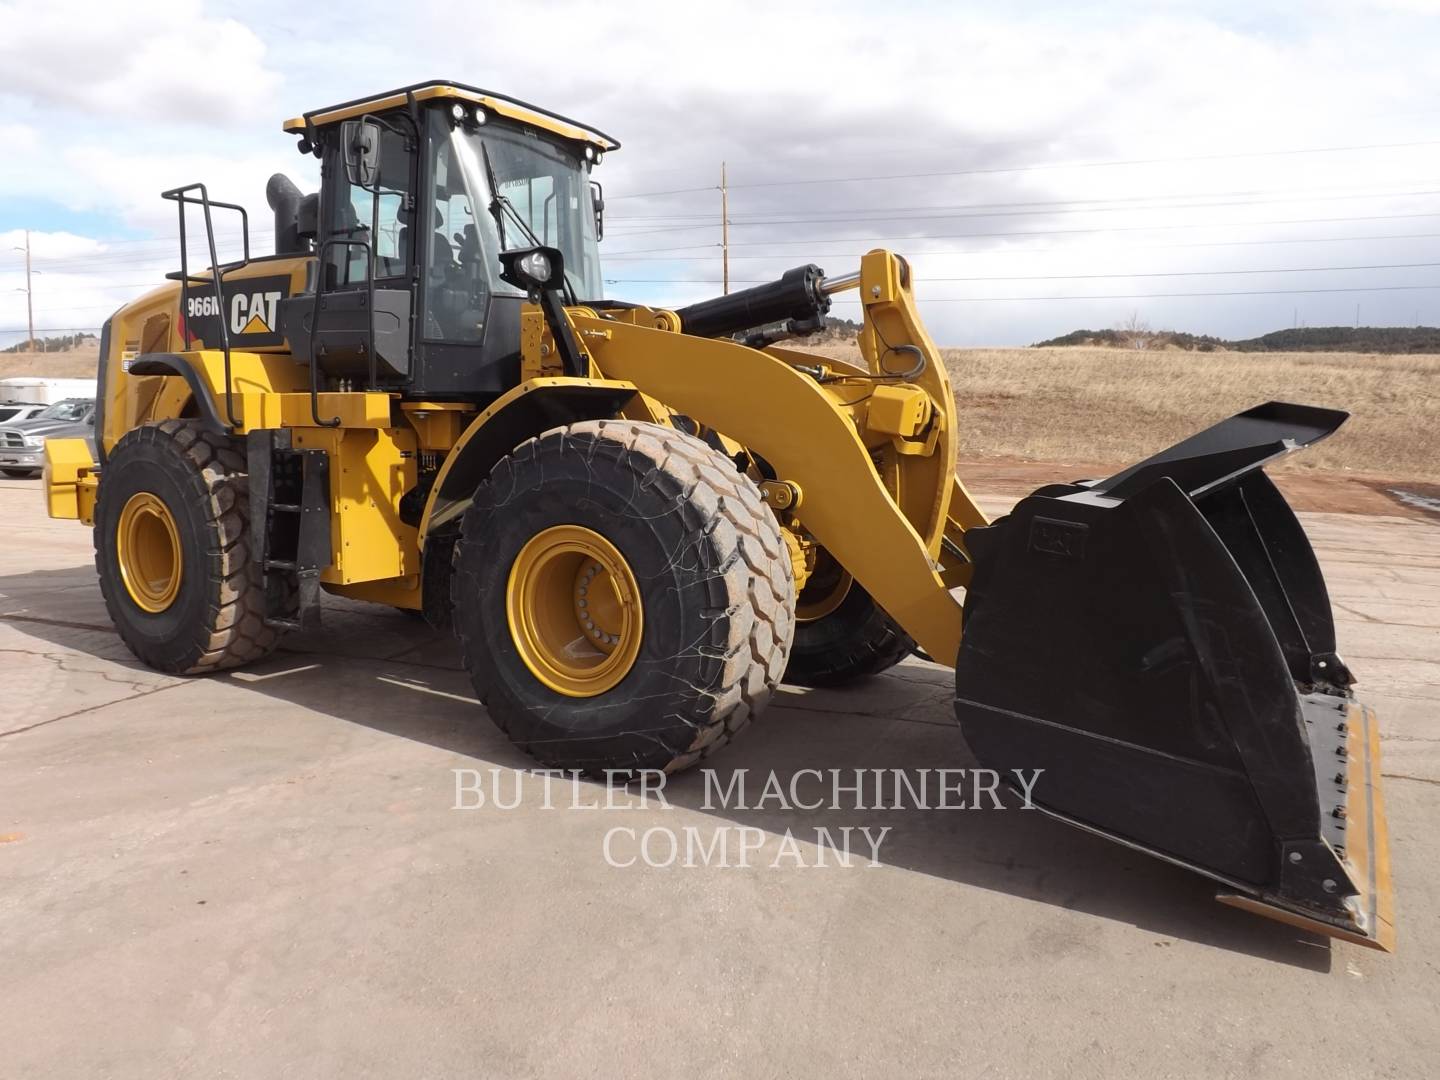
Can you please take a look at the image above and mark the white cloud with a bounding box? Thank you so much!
[0,0,279,125]
[4,0,1439,343]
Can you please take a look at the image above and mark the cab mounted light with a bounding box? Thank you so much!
[499,245,564,293]
[497,245,587,378]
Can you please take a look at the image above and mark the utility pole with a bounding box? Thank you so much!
[12,230,34,351]
[720,162,730,295]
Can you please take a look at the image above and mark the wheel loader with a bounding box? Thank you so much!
[42,81,1393,950]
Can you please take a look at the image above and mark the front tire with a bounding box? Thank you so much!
[94,420,282,674]
[453,420,796,775]
[2,468,38,479]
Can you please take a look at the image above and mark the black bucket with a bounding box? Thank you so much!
[953,402,1394,949]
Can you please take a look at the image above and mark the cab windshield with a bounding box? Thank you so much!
[480,127,602,299]
[426,111,602,342]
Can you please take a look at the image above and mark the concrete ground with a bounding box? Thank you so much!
[1,473,1436,1079]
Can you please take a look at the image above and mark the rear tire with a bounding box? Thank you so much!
[94,420,282,674]
[453,420,796,775]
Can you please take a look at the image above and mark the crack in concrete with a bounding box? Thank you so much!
[0,680,189,739]
[1382,772,1440,787]
[0,612,117,634]
[0,646,166,693]
[777,697,958,729]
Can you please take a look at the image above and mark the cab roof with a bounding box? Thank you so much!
[282,80,620,152]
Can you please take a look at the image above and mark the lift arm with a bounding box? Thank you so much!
[577,251,972,664]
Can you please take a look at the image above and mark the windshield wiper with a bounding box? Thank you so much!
[480,142,577,304]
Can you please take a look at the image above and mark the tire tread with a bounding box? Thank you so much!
[455,419,794,773]
[95,420,280,674]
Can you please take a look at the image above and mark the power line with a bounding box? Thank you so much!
[607,261,1440,287]
[606,181,1440,223]
[0,325,102,334]
[601,211,1440,256]
[821,284,1440,303]
[0,246,269,272]
[602,231,1440,261]
[882,260,1440,282]
[608,138,1440,202]
[604,189,1440,239]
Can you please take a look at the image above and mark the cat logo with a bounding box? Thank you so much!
[182,274,291,348]
[230,290,283,335]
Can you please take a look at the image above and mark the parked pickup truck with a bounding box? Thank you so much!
[0,402,48,425]
[0,398,96,478]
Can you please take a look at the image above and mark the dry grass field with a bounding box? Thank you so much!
[806,342,1440,483]
[5,340,1435,485]
[0,343,100,380]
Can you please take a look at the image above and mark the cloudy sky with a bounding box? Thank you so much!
[2,0,1439,347]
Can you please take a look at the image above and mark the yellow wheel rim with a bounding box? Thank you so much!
[796,550,852,623]
[116,491,183,613]
[506,525,644,697]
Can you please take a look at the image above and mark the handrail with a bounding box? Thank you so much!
[307,238,374,428]
[161,183,251,429]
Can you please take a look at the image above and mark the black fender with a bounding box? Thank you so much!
[126,354,228,436]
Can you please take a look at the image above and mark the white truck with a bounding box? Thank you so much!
[0,377,98,405]
[0,378,99,478]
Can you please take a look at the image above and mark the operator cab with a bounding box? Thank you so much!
[270,82,615,400]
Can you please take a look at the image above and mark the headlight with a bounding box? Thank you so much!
[518,251,552,284]
[498,245,565,293]
[23,435,42,448]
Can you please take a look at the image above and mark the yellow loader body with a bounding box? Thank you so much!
[44,80,1393,952]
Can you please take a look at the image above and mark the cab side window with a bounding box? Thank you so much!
[326,124,413,286]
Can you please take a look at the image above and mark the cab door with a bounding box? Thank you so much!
[308,113,419,385]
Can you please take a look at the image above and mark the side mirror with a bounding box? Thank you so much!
[86,413,96,426]
[341,119,381,191]
[590,181,605,242]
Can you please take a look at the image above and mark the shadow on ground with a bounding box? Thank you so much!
[0,561,1333,972]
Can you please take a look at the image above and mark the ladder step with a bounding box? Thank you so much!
[271,502,301,513]
[265,559,298,571]
[264,616,301,631]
